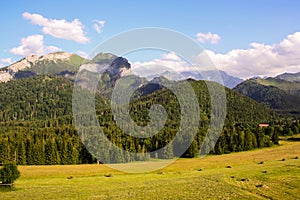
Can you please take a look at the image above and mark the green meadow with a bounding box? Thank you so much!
[1,136,299,200]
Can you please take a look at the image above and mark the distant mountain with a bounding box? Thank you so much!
[5,52,299,119]
[145,70,243,88]
[275,72,300,82]
[234,77,300,117]
[201,70,244,89]
[0,52,243,89]
[0,52,84,82]
[0,52,136,85]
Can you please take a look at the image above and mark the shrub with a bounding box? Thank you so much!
[104,173,113,177]
[0,163,21,184]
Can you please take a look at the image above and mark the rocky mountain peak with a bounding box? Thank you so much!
[79,53,132,78]
[106,57,132,77]
[0,52,76,82]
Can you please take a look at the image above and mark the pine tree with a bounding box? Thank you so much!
[17,141,27,165]
[161,142,174,159]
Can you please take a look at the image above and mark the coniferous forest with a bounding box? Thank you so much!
[0,75,299,165]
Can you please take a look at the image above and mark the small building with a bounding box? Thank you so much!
[259,124,269,128]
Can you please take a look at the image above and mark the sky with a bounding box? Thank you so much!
[0,0,300,78]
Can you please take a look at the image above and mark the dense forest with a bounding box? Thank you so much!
[0,75,298,165]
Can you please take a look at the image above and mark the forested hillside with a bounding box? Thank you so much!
[1,75,296,165]
[234,77,300,117]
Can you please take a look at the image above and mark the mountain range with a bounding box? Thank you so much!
[0,52,243,88]
[145,70,243,89]
[0,51,282,126]
[0,51,299,119]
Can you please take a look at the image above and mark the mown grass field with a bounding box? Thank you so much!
[1,136,299,200]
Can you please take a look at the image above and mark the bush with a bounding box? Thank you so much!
[0,163,21,184]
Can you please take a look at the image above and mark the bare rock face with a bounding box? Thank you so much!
[0,52,73,83]
[0,70,12,83]
[106,57,132,78]
[0,55,39,82]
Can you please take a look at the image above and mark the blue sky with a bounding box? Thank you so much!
[1,0,300,78]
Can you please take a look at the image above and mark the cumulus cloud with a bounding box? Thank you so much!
[161,51,182,61]
[130,32,300,79]
[131,52,191,77]
[1,58,13,65]
[93,20,105,33]
[0,57,13,68]
[197,32,221,44]
[204,32,300,78]
[10,34,61,56]
[22,12,89,44]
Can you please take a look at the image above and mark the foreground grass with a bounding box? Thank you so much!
[1,137,299,199]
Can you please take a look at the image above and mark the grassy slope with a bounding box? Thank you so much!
[1,136,299,200]
[22,54,85,75]
[256,78,300,96]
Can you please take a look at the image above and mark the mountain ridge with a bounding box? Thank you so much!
[234,75,300,117]
[0,51,244,89]
[0,52,84,82]
[275,72,300,82]
[144,70,243,88]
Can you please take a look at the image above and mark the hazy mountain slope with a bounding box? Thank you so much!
[146,70,243,88]
[275,72,300,82]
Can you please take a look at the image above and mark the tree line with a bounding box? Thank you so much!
[0,117,299,165]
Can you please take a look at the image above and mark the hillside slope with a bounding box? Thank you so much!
[0,52,84,82]
[234,77,300,117]
[275,72,300,82]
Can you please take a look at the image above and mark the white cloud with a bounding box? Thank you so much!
[161,51,182,61]
[23,12,89,44]
[93,20,105,33]
[77,50,89,59]
[0,58,13,68]
[10,34,61,56]
[131,52,190,77]
[204,32,300,78]
[127,32,300,79]
[197,32,221,44]
[1,58,13,65]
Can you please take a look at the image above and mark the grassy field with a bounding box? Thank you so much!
[1,136,299,200]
